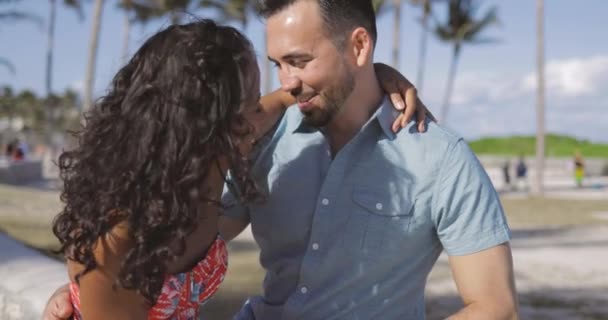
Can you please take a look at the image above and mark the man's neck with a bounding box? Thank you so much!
[326,71,383,155]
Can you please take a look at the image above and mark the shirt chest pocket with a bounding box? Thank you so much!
[346,187,415,258]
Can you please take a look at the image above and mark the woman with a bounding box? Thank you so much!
[52,19,424,320]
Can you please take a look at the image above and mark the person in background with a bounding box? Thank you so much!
[574,151,585,188]
[503,159,512,191]
[516,155,528,191]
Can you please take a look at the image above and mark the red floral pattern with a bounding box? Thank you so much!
[70,236,228,319]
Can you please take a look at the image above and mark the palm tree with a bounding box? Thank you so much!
[199,0,275,94]
[0,57,15,74]
[372,0,403,70]
[121,3,131,64]
[47,0,82,96]
[411,0,434,94]
[0,0,43,74]
[45,0,82,138]
[391,0,402,70]
[118,1,194,64]
[433,0,499,124]
[534,0,545,195]
[118,0,134,64]
[128,0,192,24]
[373,0,440,81]
[82,0,105,112]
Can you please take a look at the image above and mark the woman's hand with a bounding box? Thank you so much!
[42,284,73,320]
[374,63,437,133]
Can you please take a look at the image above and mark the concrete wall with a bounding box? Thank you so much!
[0,233,68,319]
[0,160,43,185]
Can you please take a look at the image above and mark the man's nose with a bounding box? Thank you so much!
[279,71,302,97]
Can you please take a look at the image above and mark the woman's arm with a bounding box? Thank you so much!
[245,89,294,142]
[67,224,148,320]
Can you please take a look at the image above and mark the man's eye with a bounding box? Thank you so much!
[291,60,309,68]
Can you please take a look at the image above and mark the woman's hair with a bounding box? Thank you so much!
[53,19,258,303]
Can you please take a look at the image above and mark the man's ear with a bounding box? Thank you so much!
[350,27,374,67]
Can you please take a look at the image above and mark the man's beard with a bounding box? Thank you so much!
[302,68,355,128]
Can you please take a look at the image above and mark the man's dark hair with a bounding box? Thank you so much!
[258,0,377,49]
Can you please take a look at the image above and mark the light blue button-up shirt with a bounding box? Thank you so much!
[223,97,511,320]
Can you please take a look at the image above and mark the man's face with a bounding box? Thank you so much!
[266,1,355,127]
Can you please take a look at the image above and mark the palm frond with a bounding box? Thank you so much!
[0,10,43,29]
[198,0,250,26]
[0,57,15,75]
[432,0,499,45]
[63,0,84,21]
[462,6,498,40]
[372,0,388,15]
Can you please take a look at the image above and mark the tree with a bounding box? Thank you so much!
[412,0,435,94]
[126,0,192,24]
[118,0,134,64]
[82,0,105,112]
[118,0,194,63]
[0,0,43,74]
[433,0,499,124]
[373,0,441,87]
[45,0,82,139]
[534,0,545,195]
[199,0,275,94]
[373,0,404,70]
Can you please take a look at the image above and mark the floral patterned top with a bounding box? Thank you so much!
[70,235,228,320]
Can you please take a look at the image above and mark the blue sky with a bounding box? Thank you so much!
[1,0,607,142]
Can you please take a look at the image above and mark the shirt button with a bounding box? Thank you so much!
[376,203,383,210]
[300,286,308,294]
[312,243,320,250]
[322,198,329,205]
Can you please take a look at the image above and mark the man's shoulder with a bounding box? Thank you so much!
[392,120,464,152]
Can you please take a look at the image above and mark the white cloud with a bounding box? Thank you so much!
[438,55,608,143]
[523,55,608,97]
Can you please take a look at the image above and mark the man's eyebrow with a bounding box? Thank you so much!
[268,52,313,63]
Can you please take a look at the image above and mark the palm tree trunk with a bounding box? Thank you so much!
[46,0,56,96]
[416,1,429,94]
[263,33,272,94]
[121,11,130,64]
[392,0,401,70]
[45,0,56,139]
[83,0,105,113]
[440,44,460,124]
[534,0,545,195]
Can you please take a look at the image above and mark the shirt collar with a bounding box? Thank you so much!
[373,96,398,140]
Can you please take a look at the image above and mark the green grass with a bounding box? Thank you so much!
[468,134,608,158]
[0,184,61,252]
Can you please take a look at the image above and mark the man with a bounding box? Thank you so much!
[222,1,517,319]
[45,0,517,318]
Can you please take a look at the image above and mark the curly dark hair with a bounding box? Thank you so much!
[53,19,259,303]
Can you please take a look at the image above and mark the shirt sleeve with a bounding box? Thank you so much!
[432,138,511,256]
[220,172,251,220]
